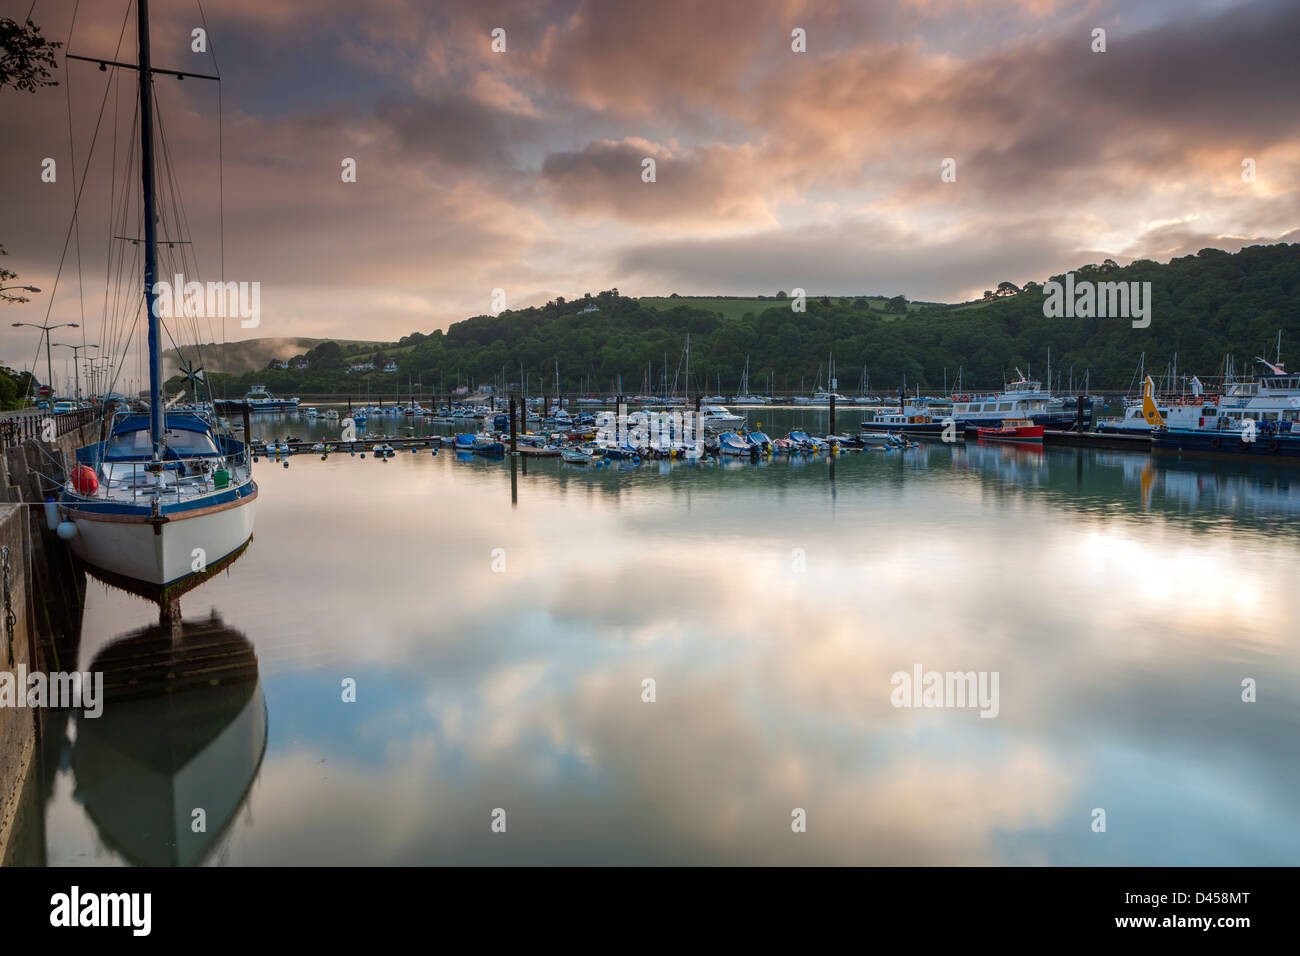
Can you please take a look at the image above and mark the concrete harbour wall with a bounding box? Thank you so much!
[0,423,96,864]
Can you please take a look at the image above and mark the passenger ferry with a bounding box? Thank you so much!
[1096,398,1218,433]
[949,371,1082,431]
[1152,359,1300,460]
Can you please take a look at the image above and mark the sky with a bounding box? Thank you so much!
[2,0,1298,378]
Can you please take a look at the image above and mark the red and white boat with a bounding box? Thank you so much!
[977,419,1044,443]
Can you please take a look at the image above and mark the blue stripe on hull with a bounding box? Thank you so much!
[61,480,257,517]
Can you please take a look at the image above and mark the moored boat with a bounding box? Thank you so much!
[717,432,754,456]
[949,370,1079,431]
[61,412,256,587]
[786,430,828,453]
[215,384,300,413]
[1151,359,1300,460]
[454,433,506,455]
[58,5,256,589]
[976,419,1044,443]
[861,404,955,439]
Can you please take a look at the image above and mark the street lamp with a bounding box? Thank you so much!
[0,285,42,295]
[11,320,79,403]
[53,342,99,402]
[90,356,114,399]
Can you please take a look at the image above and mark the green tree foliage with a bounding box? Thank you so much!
[0,367,35,410]
[0,244,32,303]
[207,245,1300,395]
[0,17,61,93]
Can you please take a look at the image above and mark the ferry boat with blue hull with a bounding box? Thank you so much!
[1152,423,1300,461]
[57,0,257,588]
[1151,359,1300,461]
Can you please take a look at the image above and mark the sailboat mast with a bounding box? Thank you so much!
[138,0,164,452]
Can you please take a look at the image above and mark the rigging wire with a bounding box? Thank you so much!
[195,0,226,401]
[62,1,88,369]
[26,0,125,401]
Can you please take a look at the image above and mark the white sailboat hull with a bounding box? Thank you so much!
[66,494,255,586]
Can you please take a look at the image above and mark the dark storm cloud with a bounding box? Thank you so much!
[375,91,541,172]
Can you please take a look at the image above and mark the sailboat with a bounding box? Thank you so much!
[731,355,767,405]
[812,354,848,404]
[853,366,880,405]
[58,0,256,587]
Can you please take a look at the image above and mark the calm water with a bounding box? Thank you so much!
[33,407,1300,865]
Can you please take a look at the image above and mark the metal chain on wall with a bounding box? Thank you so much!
[2,545,14,666]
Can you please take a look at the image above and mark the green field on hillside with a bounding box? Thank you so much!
[637,295,931,319]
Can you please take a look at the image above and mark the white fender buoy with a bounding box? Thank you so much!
[44,498,59,531]
[56,520,77,540]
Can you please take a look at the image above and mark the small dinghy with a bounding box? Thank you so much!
[717,432,753,456]
[599,443,639,460]
[454,433,505,455]
[787,430,827,453]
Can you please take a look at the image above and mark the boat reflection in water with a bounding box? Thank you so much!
[71,550,266,866]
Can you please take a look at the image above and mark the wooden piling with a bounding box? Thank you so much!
[509,397,517,455]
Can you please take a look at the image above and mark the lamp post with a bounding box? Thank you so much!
[94,356,116,400]
[11,319,79,402]
[53,342,98,402]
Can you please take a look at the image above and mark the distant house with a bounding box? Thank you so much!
[269,359,288,370]
[347,362,375,374]
[580,304,600,313]
[382,360,399,373]
[294,360,310,370]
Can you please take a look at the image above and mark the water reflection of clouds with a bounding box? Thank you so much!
[56,447,1300,864]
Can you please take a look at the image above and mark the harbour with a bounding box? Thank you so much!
[2,415,1296,865]
[1,0,1297,921]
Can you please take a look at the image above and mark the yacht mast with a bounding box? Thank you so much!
[138,0,164,452]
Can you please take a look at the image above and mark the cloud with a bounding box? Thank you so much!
[541,138,775,225]
[615,217,1079,299]
[3,0,1298,363]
